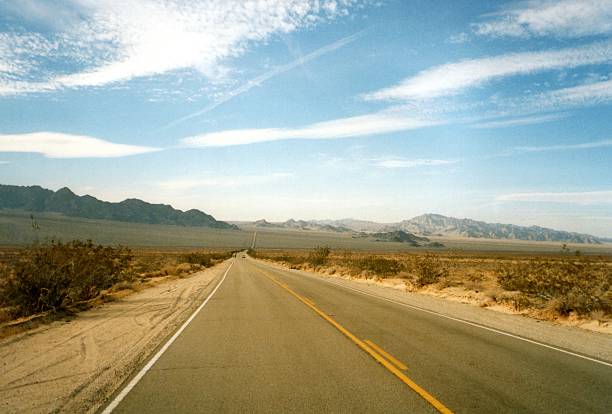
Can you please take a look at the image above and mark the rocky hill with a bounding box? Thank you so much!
[0,184,237,229]
[313,218,388,232]
[387,214,601,244]
[361,230,432,246]
[251,218,351,232]
[287,214,601,244]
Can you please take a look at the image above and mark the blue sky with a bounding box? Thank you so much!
[1,0,611,236]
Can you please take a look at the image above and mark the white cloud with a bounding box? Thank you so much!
[0,132,160,158]
[372,158,457,169]
[539,78,612,107]
[514,139,612,153]
[164,29,365,129]
[182,109,439,147]
[473,0,612,38]
[0,0,359,95]
[157,172,292,190]
[448,32,469,44]
[498,191,612,204]
[470,113,567,129]
[363,41,612,101]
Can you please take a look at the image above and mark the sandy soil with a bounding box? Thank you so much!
[0,260,230,414]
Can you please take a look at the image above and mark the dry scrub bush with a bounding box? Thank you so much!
[180,251,233,268]
[349,256,403,277]
[175,263,193,274]
[0,240,133,317]
[307,246,330,266]
[412,254,449,287]
[497,258,611,315]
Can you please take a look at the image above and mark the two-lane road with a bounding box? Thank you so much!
[105,255,612,413]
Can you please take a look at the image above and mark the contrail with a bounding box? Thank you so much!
[161,30,366,130]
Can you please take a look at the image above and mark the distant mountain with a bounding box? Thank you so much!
[313,218,388,232]
[252,219,283,228]
[249,218,352,233]
[0,184,237,229]
[268,213,602,244]
[387,214,601,244]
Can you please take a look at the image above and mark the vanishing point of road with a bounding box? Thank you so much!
[103,254,612,413]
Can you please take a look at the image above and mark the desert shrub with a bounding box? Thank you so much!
[413,254,448,286]
[307,246,330,266]
[175,263,193,273]
[181,253,212,267]
[1,240,132,317]
[282,254,308,266]
[180,251,233,268]
[497,258,611,315]
[352,256,403,277]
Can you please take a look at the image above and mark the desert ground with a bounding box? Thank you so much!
[1,224,611,413]
[0,257,232,413]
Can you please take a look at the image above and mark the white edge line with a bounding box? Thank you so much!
[101,260,234,413]
[321,276,612,368]
[256,261,612,369]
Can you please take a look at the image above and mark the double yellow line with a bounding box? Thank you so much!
[256,267,453,414]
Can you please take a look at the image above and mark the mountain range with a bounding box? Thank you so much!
[0,184,236,229]
[251,219,352,232]
[0,184,603,244]
[247,214,602,244]
[387,214,601,244]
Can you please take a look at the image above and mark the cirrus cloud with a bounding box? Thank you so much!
[473,0,612,39]
[372,158,457,169]
[182,109,439,147]
[497,190,612,204]
[0,0,360,96]
[363,41,612,101]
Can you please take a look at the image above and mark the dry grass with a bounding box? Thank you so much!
[252,247,612,321]
[0,244,235,327]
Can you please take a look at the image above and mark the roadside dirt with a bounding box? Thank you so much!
[0,260,230,414]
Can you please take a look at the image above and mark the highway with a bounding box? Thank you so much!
[105,255,612,413]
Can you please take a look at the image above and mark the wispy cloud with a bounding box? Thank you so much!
[0,132,160,158]
[470,113,568,129]
[0,0,359,96]
[473,0,612,38]
[514,139,612,153]
[181,108,439,147]
[447,32,469,44]
[164,30,365,129]
[372,158,457,169]
[157,172,292,190]
[537,78,612,108]
[362,41,612,101]
[498,191,612,204]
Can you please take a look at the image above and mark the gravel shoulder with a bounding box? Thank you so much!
[260,259,612,364]
[0,260,231,414]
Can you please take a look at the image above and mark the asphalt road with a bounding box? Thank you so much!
[106,255,612,413]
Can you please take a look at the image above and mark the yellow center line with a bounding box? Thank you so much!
[255,267,453,414]
[363,339,408,371]
[303,297,316,306]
